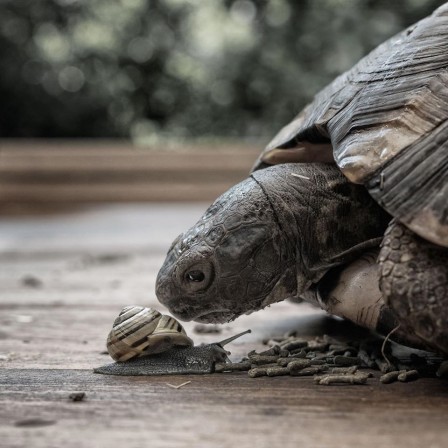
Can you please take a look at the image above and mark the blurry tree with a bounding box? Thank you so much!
[0,0,445,143]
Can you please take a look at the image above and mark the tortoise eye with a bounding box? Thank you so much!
[186,270,205,282]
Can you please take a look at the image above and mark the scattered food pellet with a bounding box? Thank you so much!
[398,370,419,382]
[315,373,370,385]
[248,354,280,365]
[248,365,277,378]
[380,370,405,384]
[215,361,251,372]
[213,331,445,387]
[258,346,281,356]
[290,366,325,377]
[266,366,289,377]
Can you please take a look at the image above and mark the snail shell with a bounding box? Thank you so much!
[106,306,193,362]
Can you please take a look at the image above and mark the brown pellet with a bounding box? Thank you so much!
[286,359,311,371]
[328,344,352,353]
[247,364,278,377]
[329,366,358,375]
[334,356,361,366]
[289,365,324,376]
[281,340,308,351]
[214,361,252,373]
[315,373,369,385]
[357,348,376,368]
[398,370,419,382]
[258,346,281,356]
[262,363,279,368]
[248,354,280,365]
[306,341,329,352]
[309,359,326,366]
[277,358,299,367]
[266,366,290,377]
[289,349,307,357]
[380,370,405,384]
[248,368,266,378]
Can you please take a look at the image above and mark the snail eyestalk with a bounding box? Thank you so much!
[217,329,251,347]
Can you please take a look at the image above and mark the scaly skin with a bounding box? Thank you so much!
[156,163,390,324]
[379,220,448,354]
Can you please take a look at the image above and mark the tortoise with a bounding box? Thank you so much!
[156,3,448,355]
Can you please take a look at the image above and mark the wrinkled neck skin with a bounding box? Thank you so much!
[251,164,390,298]
[156,163,390,324]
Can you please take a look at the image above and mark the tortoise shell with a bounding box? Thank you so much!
[254,3,448,248]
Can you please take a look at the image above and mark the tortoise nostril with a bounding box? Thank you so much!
[186,270,205,282]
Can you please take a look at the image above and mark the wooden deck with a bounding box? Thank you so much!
[1,203,448,448]
[0,140,259,206]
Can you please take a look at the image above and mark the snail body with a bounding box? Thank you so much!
[95,305,250,376]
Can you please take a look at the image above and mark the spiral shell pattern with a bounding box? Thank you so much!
[107,306,193,362]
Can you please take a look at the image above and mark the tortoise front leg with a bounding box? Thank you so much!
[306,250,425,349]
[379,220,448,355]
[315,250,384,331]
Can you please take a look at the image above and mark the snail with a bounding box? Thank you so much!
[94,305,251,376]
[105,306,194,362]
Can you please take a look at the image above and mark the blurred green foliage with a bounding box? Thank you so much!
[0,0,445,143]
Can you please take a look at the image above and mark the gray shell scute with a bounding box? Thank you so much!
[261,3,448,246]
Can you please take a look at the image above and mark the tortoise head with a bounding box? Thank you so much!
[156,175,295,323]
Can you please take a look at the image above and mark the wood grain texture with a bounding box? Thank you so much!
[0,141,259,204]
[1,205,448,448]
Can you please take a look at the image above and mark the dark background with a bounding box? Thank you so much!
[0,0,445,143]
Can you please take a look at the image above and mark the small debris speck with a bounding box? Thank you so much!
[69,392,86,402]
[166,381,191,389]
[14,418,56,427]
[21,275,43,288]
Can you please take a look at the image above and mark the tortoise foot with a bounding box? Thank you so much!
[379,220,448,355]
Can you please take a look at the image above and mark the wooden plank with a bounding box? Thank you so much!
[1,368,448,448]
[1,204,448,448]
[0,147,258,171]
[0,140,260,204]
[0,181,239,202]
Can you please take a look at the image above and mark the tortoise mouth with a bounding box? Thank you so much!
[171,308,235,324]
[194,311,237,324]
